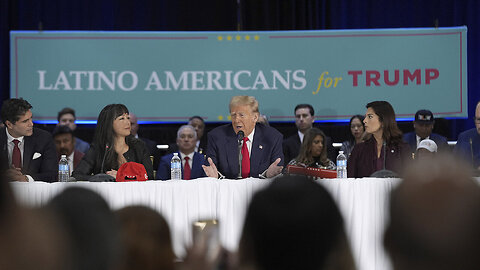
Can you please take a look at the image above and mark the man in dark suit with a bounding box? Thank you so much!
[157,125,206,180]
[52,125,84,175]
[0,98,57,182]
[168,116,208,155]
[283,104,336,163]
[203,96,284,179]
[129,113,160,168]
[454,101,480,170]
[403,109,448,156]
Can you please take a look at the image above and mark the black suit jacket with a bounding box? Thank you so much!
[0,127,57,182]
[205,124,284,179]
[282,132,337,164]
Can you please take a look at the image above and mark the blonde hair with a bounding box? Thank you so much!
[229,96,259,114]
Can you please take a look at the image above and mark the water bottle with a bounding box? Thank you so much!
[58,155,70,182]
[336,151,347,179]
[171,153,182,180]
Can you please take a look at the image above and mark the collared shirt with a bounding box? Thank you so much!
[6,128,25,167]
[180,151,194,169]
[67,151,75,176]
[416,134,430,147]
[244,128,255,156]
[298,130,305,143]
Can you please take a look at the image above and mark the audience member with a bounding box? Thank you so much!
[340,115,365,158]
[169,116,208,154]
[415,138,437,160]
[57,107,90,153]
[0,98,57,182]
[129,113,160,168]
[52,125,84,175]
[453,101,480,170]
[283,104,336,164]
[287,128,336,170]
[348,101,410,178]
[116,205,175,270]
[203,96,283,179]
[384,154,480,270]
[403,109,448,155]
[47,187,120,270]
[157,125,206,180]
[238,175,356,270]
[72,104,154,181]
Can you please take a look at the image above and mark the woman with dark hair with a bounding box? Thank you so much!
[347,101,410,178]
[72,104,154,180]
[340,115,365,158]
[288,128,336,170]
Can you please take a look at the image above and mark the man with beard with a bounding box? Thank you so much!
[52,125,84,176]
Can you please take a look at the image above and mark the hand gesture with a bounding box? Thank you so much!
[266,158,283,178]
[202,158,218,178]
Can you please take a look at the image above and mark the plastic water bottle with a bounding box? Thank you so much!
[58,155,70,182]
[336,151,347,179]
[171,153,182,180]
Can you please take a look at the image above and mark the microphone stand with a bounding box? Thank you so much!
[237,131,244,179]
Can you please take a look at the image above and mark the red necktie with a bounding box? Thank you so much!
[241,137,250,178]
[183,156,191,180]
[12,139,22,169]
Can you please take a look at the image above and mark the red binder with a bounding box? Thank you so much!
[286,165,337,179]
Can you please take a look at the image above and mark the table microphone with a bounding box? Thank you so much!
[237,131,244,179]
[371,141,397,178]
[90,144,115,182]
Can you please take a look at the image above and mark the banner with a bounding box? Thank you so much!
[10,27,467,122]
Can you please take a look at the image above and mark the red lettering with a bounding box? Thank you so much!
[384,70,399,86]
[403,69,421,85]
[425,68,439,84]
[348,70,362,87]
[366,70,381,86]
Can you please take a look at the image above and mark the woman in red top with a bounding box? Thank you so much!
[347,101,410,178]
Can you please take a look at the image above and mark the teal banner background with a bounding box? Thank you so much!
[11,27,467,122]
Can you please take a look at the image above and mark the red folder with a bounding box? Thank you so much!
[286,165,337,179]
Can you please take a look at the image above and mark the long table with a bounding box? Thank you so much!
[10,178,400,270]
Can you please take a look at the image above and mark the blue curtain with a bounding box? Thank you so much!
[1,0,478,138]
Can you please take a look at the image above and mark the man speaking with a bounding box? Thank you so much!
[203,96,284,179]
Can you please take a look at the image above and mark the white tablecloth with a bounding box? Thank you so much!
[10,177,400,270]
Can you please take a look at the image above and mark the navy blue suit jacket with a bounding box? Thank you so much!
[0,127,57,182]
[156,152,206,180]
[403,132,448,154]
[205,124,284,179]
[453,128,480,169]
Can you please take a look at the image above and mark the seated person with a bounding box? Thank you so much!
[52,125,85,175]
[454,101,480,170]
[415,138,437,160]
[287,128,336,170]
[237,175,356,270]
[129,113,160,168]
[340,115,365,158]
[168,116,208,155]
[348,101,410,178]
[72,104,153,181]
[157,125,206,180]
[403,109,448,155]
[57,107,90,154]
[0,98,57,182]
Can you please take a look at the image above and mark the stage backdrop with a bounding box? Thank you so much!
[11,27,467,123]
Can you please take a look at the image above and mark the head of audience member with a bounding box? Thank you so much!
[257,114,269,126]
[115,205,175,270]
[364,101,403,146]
[294,104,315,134]
[52,125,75,157]
[415,139,437,160]
[296,128,329,167]
[475,101,480,135]
[349,114,365,143]
[238,175,355,270]
[229,96,259,137]
[48,187,120,270]
[413,109,435,139]
[129,113,139,137]
[57,107,78,131]
[176,125,197,155]
[1,98,33,138]
[188,116,205,141]
[384,154,480,270]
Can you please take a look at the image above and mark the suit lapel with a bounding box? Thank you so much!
[250,125,264,176]
[23,134,35,172]
[191,152,204,178]
[225,128,240,177]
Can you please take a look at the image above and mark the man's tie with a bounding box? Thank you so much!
[183,156,191,180]
[12,139,22,169]
[241,137,250,178]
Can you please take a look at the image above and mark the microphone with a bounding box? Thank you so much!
[469,138,474,166]
[90,144,115,182]
[237,131,244,179]
[383,141,387,170]
[371,141,397,178]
